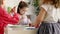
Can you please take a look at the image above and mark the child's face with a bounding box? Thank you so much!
[19,7,27,15]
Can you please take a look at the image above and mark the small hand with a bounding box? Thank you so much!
[29,23,39,28]
[10,6,16,14]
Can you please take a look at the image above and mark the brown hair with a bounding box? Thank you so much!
[17,1,28,14]
[0,0,4,5]
[0,0,2,5]
[39,0,60,8]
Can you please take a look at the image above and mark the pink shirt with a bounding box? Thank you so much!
[0,7,19,34]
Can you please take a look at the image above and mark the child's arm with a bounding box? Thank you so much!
[31,7,47,27]
[0,7,19,27]
[27,18,31,25]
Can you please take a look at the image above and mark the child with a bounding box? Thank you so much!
[0,0,19,34]
[17,1,31,25]
[32,0,60,34]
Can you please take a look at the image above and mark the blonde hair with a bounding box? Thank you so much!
[39,0,60,8]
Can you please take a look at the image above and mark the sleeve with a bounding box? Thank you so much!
[41,4,49,12]
[27,19,31,23]
[0,8,19,26]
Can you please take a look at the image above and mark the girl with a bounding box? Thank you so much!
[17,1,31,25]
[32,0,60,34]
[0,0,19,34]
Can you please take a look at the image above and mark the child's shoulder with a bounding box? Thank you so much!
[41,4,53,11]
[41,4,49,11]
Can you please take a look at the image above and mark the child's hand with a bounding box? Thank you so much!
[29,23,39,28]
[10,6,16,14]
